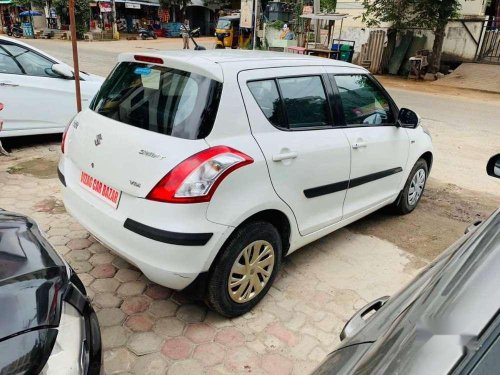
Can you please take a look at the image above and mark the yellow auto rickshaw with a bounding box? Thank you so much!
[214,15,251,49]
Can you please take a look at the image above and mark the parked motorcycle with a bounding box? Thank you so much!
[138,25,157,40]
[6,24,23,38]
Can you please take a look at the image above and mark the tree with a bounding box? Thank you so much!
[321,0,337,12]
[361,0,462,74]
[204,0,231,8]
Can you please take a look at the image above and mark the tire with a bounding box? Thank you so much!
[394,158,428,214]
[205,221,282,317]
[140,34,147,40]
[153,34,157,39]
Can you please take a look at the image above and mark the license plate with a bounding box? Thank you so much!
[80,171,121,209]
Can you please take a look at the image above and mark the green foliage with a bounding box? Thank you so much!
[52,0,90,38]
[320,0,337,12]
[203,0,231,8]
[267,19,285,30]
[361,0,462,30]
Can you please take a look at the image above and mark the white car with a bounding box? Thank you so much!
[59,51,433,317]
[0,36,104,137]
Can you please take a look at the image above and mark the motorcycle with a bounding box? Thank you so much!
[138,25,157,40]
[6,24,23,38]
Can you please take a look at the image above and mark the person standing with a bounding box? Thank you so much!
[181,19,190,49]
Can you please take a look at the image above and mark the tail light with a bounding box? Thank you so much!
[147,146,253,204]
[61,116,76,154]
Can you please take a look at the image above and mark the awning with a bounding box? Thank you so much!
[114,0,160,7]
[0,0,13,4]
[300,13,349,21]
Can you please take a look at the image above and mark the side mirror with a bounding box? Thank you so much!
[340,296,389,341]
[397,108,420,129]
[487,154,500,179]
[52,63,74,79]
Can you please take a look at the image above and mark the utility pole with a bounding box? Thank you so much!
[252,0,258,50]
[314,0,320,43]
[111,0,118,39]
[68,0,82,112]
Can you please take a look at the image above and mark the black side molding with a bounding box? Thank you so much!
[124,218,213,246]
[304,167,403,199]
[58,168,66,187]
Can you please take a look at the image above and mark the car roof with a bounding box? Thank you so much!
[118,50,367,83]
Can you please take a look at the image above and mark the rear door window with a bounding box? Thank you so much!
[278,76,330,129]
[247,75,333,130]
[333,74,395,126]
[91,62,222,140]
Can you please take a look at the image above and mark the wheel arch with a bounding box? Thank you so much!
[420,151,433,172]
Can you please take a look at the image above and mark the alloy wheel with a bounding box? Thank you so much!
[228,240,275,304]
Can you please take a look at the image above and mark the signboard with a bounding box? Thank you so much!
[125,2,141,9]
[240,0,253,28]
[99,2,112,12]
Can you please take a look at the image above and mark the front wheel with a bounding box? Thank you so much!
[205,221,282,317]
[394,158,428,214]
[140,34,147,40]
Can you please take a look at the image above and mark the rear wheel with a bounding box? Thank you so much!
[205,221,282,317]
[140,34,147,40]
[153,34,157,39]
[394,158,428,214]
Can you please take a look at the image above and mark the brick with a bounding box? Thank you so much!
[215,327,245,347]
[176,304,207,323]
[153,317,185,337]
[127,332,162,355]
[102,326,129,349]
[91,263,116,279]
[145,285,172,300]
[67,238,92,250]
[89,252,115,265]
[167,360,203,375]
[93,292,122,309]
[193,342,226,366]
[115,268,141,282]
[91,278,120,293]
[185,323,216,344]
[97,308,126,327]
[125,314,154,332]
[262,354,293,375]
[103,348,136,374]
[117,280,147,296]
[267,322,299,347]
[67,249,91,262]
[132,353,167,375]
[224,346,260,372]
[121,296,151,315]
[161,337,193,360]
[149,300,178,318]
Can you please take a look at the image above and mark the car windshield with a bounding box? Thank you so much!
[90,62,222,140]
[216,20,232,29]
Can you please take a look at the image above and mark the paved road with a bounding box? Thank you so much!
[2,38,497,374]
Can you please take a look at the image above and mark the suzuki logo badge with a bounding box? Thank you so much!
[94,134,102,146]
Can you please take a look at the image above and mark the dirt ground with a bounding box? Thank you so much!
[349,178,500,261]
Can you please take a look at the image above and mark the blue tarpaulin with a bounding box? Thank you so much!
[19,10,43,17]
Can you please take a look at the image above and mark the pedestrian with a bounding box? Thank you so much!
[181,19,190,49]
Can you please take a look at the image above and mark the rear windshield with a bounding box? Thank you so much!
[90,62,222,140]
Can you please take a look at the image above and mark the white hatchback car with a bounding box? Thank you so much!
[0,36,103,137]
[59,51,433,317]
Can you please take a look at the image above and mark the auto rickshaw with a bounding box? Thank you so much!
[214,15,251,49]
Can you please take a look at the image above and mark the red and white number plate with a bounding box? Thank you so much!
[80,171,121,209]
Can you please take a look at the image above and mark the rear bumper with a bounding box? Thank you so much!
[60,159,232,290]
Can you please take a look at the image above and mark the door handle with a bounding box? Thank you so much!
[0,81,18,87]
[352,141,368,150]
[272,151,298,162]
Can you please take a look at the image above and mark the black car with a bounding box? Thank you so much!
[0,210,102,374]
[314,155,500,375]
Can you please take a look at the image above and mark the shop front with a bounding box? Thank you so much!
[0,0,15,32]
[115,0,160,33]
